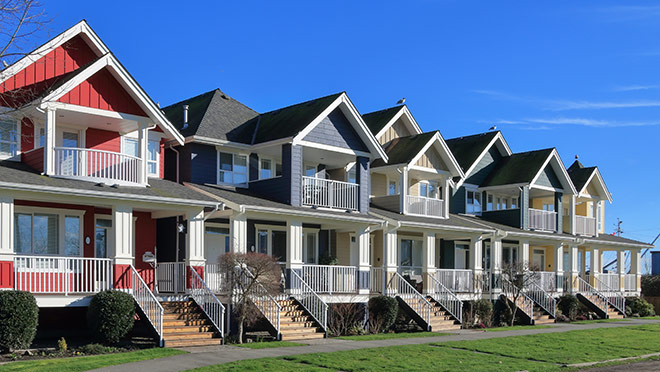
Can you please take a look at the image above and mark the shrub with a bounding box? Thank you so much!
[318,254,338,266]
[57,337,67,353]
[641,275,660,296]
[0,290,38,352]
[328,303,364,336]
[368,295,398,333]
[626,297,656,317]
[87,290,135,344]
[557,294,579,320]
[78,343,115,355]
[474,299,493,327]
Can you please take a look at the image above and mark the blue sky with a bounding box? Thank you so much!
[44,1,659,251]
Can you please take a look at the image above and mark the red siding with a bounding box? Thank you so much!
[21,147,44,173]
[86,128,121,152]
[21,117,35,152]
[58,67,147,117]
[113,264,131,289]
[159,138,166,179]
[0,261,13,288]
[135,211,156,290]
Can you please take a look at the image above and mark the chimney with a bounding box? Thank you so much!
[182,105,189,130]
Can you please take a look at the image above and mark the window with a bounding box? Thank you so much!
[419,183,428,197]
[399,238,423,272]
[597,202,602,231]
[218,152,247,185]
[147,140,159,176]
[123,138,139,157]
[39,128,45,148]
[304,165,317,177]
[64,216,81,256]
[14,213,59,255]
[0,118,18,158]
[429,181,440,199]
[388,181,397,195]
[275,163,282,177]
[347,165,357,184]
[303,230,318,264]
[466,190,482,214]
[95,219,112,258]
[255,227,287,262]
[542,203,555,212]
[511,197,518,209]
[487,194,494,211]
[260,159,272,179]
[205,226,230,254]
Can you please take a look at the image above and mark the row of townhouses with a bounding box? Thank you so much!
[0,21,652,346]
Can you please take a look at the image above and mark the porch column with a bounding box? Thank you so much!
[112,205,134,289]
[469,237,483,293]
[443,178,450,218]
[355,227,370,294]
[229,214,247,253]
[490,238,502,296]
[568,195,576,235]
[631,249,642,295]
[285,220,303,292]
[400,167,408,214]
[554,192,563,233]
[580,249,587,278]
[0,195,14,289]
[383,228,398,294]
[422,232,436,294]
[186,210,206,286]
[617,250,626,292]
[567,245,579,293]
[592,201,600,237]
[138,124,149,185]
[590,246,600,286]
[43,107,57,175]
[519,240,530,267]
[554,243,564,294]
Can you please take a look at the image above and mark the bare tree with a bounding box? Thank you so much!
[500,261,541,327]
[327,300,364,336]
[0,1,49,64]
[219,252,281,344]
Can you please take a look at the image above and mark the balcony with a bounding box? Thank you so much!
[14,255,114,295]
[435,269,473,293]
[574,215,597,236]
[54,147,144,186]
[301,265,357,294]
[302,176,359,211]
[406,195,446,218]
[528,208,557,232]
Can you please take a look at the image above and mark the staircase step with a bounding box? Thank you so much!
[163,325,215,334]
[166,338,222,348]
[280,331,325,341]
[163,319,212,327]
[163,331,217,341]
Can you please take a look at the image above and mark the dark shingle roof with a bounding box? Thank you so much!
[445,131,499,172]
[372,131,437,168]
[567,160,597,192]
[362,106,403,135]
[457,214,575,239]
[584,233,654,248]
[0,161,216,205]
[162,89,258,142]
[481,148,554,187]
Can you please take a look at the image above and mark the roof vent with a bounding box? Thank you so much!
[182,105,189,130]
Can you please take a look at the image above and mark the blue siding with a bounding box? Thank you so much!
[536,164,563,189]
[450,186,467,214]
[188,143,218,184]
[482,209,522,228]
[356,156,370,213]
[303,108,368,152]
[465,146,502,185]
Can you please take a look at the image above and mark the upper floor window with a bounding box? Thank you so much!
[304,165,317,177]
[347,165,357,183]
[260,159,272,179]
[511,197,518,209]
[218,151,247,184]
[388,180,398,195]
[542,203,555,212]
[466,190,482,214]
[487,194,494,211]
[123,137,160,177]
[419,181,441,199]
[0,118,18,158]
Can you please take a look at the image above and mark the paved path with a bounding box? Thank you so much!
[578,358,660,372]
[92,319,660,372]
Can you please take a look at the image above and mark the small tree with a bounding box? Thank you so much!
[500,262,541,327]
[219,252,281,344]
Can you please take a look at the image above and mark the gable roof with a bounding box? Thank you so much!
[372,131,436,167]
[446,131,512,179]
[567,160,612,202]
[481,148,554,187]
[362,106,405,135]
[162,89,258,142]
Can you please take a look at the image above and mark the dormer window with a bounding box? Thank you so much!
[218,151,247,185]
[0,118,18,159]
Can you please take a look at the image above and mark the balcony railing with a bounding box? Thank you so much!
[598,273,620,291]
[14,255,113,294]
[528,271,557,292]
[625,274,637,293]
[528,208,557,232]
[406,196,446,218]
[302,265,357,294]
[54,147,143,186]
[575,215,597,236]
[302,176,359,211]
[435,269,473,293]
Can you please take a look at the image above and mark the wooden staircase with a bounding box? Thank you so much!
[426,296,461,331]
[607,303,625,319]
[277,298,325,341]
[532,304,555,325]
[576,293,614,319]
[161,300,222,347]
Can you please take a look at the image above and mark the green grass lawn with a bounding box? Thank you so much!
[571,318,631,324]
[484,325,555,332]
[233,341,306,349]
[337,331,449,341]
[0,348,186,372]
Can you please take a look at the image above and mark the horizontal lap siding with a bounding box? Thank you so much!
[535,165,563,189]
[451,186,467,214]
[249,177,289,204]
[188,143,217,184]
[481,209,522,228]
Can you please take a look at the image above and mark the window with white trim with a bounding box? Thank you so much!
[218,151,247,185]
[388,180,398,195]
[347,165,357,183]
[466,190,482,214]
[123,138,139,157]
[147,140,159,177]
[304,165,317,178]
[0,118,18,158]
[256,225,287,262]
[303,230,318,264]
[260,158,272,179]
[14,209,82,256]
[597,202,602,231]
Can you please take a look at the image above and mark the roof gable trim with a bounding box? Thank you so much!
[529,149,577,195]
[407,132,465,178]
[374,105,422,139]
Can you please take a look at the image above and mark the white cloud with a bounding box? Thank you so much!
[611,85,659,92]
[487,117,660,128]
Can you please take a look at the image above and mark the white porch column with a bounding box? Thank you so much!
[580,249,587,278]
[592,201,600,237]
[554,243,564,294]
[567,245,579,293]
[490,238,502,295]
[383,228,398,294]
[0,195,13,289]
[286,220,304,291]
[400,167,408,214]
[422,232,436,294]
[631,249,641,294]
[617,250,626,292]
[229,214,247,253]
[138,124,149,184]
[443,178,450,218]
[469,237,483,293]
[519,240,530,267]
[569,195,576,235]
[112,205,134,265]
[186,210,205,267]
[44,107,57,175]
[356,227,370,294]
[590,246,600,286]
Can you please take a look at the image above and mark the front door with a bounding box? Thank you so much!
[57,130,80,175]
[532,249,546,270]
[94,217,112,291]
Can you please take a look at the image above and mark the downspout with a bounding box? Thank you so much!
[168,143,180,184]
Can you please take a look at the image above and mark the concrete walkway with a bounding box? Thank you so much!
[92,319,660,372]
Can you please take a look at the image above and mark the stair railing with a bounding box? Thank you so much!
[129,265,164,346]
[387,272,431,330]
[502,277,535,324]
[236,267,282,339]
[425,272,463,324]
[289,269,328,332]
[525,281,556,318]
[593,275,626,315]
[576,276,609,315]
[189,266,225,337]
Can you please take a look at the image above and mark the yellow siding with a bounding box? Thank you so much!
[371,173,388,196]
[378,119,410,144]
[336,232,351,266]
[530,245,555,271]
[372,232,383,266]
[408,178,420,196]
[599,201,605,233]
[415,147,448,171]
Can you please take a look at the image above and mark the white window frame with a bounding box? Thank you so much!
[94,214,114,259]
[302,228,320,264]
[254,224,287,263]
[0,117,20,160]
[259,157,273,180]
[597,201,602,231]
[304,164,318,178]
[398,235,424,270]
[14,206,84,256]
[217,150,249,185]
[466,187,482,215]
[146,139,160,177]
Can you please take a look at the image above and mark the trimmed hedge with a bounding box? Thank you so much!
[641,275,660,296]
[368,295,398,332]
[0,290,38,352]
[558,294,580,320]
[87,290,135,344]
[474,299,493,326]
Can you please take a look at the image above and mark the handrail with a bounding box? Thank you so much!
[54,146,142,161]
[237,267,282,339]
[289,269,328,332]
[525,281,556,318]
[302,264,357,294]
[576,276,609,316]
[53,146,144,185]
[502,277,535,324]
[426,273,463,324]
[593,275,626,315]
[13,255,113,295]
[387,272,431,330]
[189,266,225,337]
[129,265,164,346]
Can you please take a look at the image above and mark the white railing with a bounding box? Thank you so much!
[237,267,282,339]
[575,215,597,236]
[502,277,535,324]
[387,272,431,330]
[188,266,225,337]
[525,281,556,318]
[528,208,557,232]
[406,196,446,218]
[426,273,463,324]
[54,147,143,185]
[302,176,359,211]
[302,265,357,294]
[625,274,637,293]
[156,262,186,294]
[435,269,473,293]
[576,276,609,316]
[204,263,228,293]
[13,255,113,294]
[399,266,423,277]
[528,271,557,292]
[593,275,625,315]
[130,265,164,346]
[598,273,620,292]
[289,269,328,332]
[370,266,384,294]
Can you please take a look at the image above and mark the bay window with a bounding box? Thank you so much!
[218,151,248,185]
